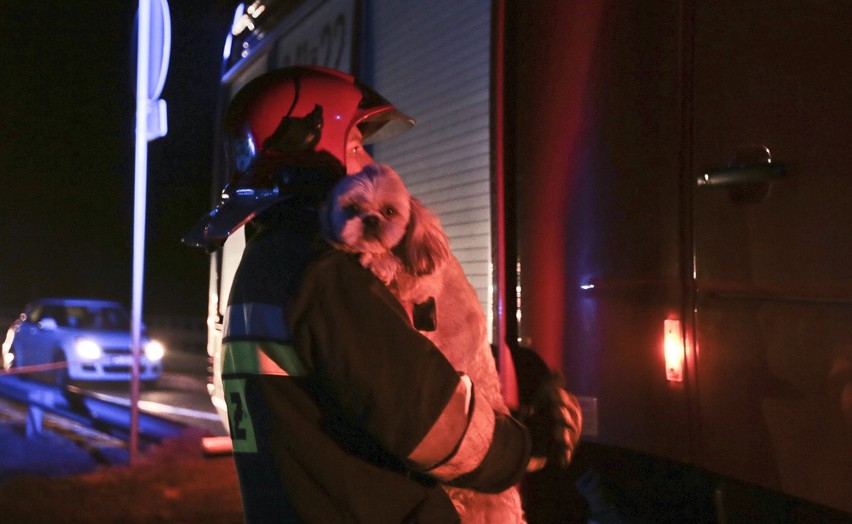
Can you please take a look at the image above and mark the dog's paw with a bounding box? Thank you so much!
[361,252,401,285]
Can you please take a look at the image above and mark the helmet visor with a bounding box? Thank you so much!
[359,107,415,145]
[182,161,342,250]
[181,186,284,250]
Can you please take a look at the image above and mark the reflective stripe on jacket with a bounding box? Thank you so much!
[223,302,306,377]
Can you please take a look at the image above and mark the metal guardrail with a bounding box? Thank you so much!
[0,373,185,443]
[0,360,83,438]
[0,311,203,445]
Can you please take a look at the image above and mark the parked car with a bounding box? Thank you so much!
[1,298,164,387]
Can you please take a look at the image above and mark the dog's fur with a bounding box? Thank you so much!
[322,164,524,523]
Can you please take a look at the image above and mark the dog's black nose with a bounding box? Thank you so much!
[362,215,379,228]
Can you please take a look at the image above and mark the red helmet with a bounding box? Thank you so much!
[183,66,414,250]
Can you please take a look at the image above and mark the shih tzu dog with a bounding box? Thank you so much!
[322,163,525,523]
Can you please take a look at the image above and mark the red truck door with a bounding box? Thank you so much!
[691,1,852,512]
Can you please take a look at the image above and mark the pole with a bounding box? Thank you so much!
[131,0,152,465]
[491,0,519,410]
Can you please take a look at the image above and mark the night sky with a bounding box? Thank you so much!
[1,2,235,317]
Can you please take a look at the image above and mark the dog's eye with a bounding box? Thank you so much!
[382,206,396,217]
[344,203,360,217]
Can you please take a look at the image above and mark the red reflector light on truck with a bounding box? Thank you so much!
[664,318,684,382]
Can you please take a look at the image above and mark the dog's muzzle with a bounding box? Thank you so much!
[362,215,380,236]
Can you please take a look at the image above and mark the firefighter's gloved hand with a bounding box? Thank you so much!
[516,372,583,472]
[552,386,583,466]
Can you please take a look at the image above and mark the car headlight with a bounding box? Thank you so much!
[144,340,165,362]
[74,339,103,360]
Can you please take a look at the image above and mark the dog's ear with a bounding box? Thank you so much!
[394,198,451,276]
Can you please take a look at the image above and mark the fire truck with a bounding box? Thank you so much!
[200,1,852,520]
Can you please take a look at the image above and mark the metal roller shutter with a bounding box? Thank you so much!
[364,0,494,331]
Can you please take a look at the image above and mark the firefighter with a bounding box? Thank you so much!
[183,66,532,522]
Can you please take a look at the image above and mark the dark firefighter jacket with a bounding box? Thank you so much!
[221,203,530,523]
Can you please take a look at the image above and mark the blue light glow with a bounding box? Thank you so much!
[223,3,246,61]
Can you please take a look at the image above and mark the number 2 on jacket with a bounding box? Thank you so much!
[224,378,258,453]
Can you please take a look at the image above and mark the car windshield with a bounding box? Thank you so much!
[68,306,130,330]
[32,304,131,330]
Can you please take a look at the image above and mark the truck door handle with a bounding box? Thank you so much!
[697,144,787,187]
[697,162,787,186]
